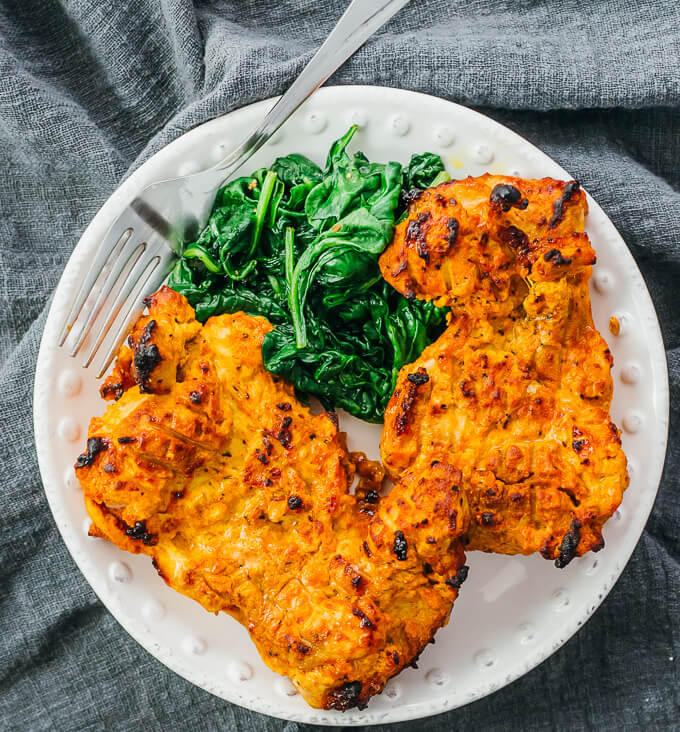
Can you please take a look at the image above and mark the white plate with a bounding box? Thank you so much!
[34,86,669,725]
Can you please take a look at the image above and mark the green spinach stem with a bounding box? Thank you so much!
[251,170,278,254]
[287,227,308,349]
[284,227,295,291]
[183,245,221,273]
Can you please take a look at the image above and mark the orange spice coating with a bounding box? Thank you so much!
[76,286,468,710]
[380,175,628,565]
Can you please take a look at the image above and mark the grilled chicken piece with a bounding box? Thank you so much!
[77,286,469,710]
[380,176,628,566]
[381,174,588,311]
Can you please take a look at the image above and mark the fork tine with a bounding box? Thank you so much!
[68,238,147,357]
[81,251,159,368]
[92,252,175,378]
[57,227,133,347]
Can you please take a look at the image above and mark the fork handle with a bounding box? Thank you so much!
[213,0,411,175]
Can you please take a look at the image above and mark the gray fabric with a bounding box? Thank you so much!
[1,0,678,729]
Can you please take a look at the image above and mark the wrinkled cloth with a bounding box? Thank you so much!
[1,1,679,729]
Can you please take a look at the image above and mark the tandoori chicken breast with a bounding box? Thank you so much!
[381,174,588,311]
[76,286,469,710]
[380,175,628,566]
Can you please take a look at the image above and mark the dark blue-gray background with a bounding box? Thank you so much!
[1,1,678,729]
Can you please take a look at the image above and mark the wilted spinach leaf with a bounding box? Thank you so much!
[404,152,449,190]
[168,126,448,422]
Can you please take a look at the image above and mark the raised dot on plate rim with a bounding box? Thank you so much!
[212,142,229,161]
[584,557,600,575]
[433,126,455,147]
[474,649,496,669]
[474,144,494,165]
[109,561,132,583]
[622,412,643,433]
[620,363,640,384]
[611,311,630,334]
[389,114,410,136]
[58,417,81,443]
[593,270,614,294]
[275,677,298,697]
[64,467,77,490]
[305,112,327,134]
[347,109,368,128]
[183,635,207,656]
[517,622,535,645]
[58,370,82,397]
[228,660,253,682]
[425,668,449,687]
[551,588,571,611]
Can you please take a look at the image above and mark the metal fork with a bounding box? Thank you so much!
[58,0,411,377]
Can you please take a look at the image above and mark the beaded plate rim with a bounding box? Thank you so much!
[34,86,669,725]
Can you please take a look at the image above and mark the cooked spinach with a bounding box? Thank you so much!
[168,126,448,422]
[403,151,449,191]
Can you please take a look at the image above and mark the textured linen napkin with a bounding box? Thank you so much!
[1,1,679,729]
